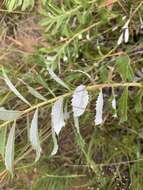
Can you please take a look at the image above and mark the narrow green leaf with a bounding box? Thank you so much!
[135,89,143,113]
[6,0,16,11]
[47,68,70,90]
[118,87,128,123]
[51,127,58,156]
[36,74,55,97]
[27,86,47,101]
[4,0,34,11]
[51,97,65,135]
[22,0,34,11]
[5,124,16,177]
[116,55,134,81]
[73,116,80,134]
[0,107,22,121]
[29,109,41,162]
[16,0,23,7]
[42,0,47,6]
[95,90,104,125]
[2,68,31,106]
[0,127,7,159]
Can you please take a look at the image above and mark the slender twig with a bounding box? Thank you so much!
[41,173,86,178]
[0,82,142,130]
[64,158,143,168]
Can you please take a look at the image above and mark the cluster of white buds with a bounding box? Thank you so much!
[117,19,130,45]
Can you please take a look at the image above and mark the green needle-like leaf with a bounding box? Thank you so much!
[118,87,128,123]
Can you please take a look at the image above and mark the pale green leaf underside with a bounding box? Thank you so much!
[0,107,22,121]
[72,85,89,117]
[29,109,41,162]
[5,124,15,176]
[0,127,7,159]
[51,97,65,135]
[51,127,58,156]
[95,90,104,125]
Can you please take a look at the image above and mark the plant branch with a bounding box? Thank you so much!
[0,82,142,130]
